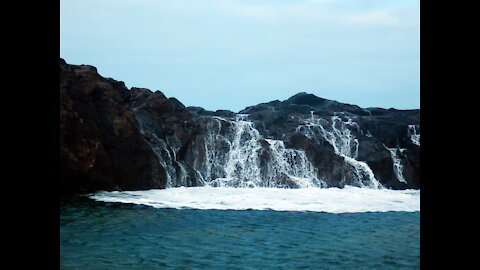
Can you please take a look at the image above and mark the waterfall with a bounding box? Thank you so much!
[408,125,420,146]
[132,107,390,189]
[202,114,324,188]
[296,112,383,189]
[222,114,263,187]
[386,146,407,183]
[263,139,324,188]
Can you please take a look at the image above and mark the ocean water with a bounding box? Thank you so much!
[60,187,420,269]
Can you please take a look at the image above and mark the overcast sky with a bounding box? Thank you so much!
[60,0,419,112]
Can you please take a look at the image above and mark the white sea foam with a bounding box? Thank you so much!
[89,186,420,213]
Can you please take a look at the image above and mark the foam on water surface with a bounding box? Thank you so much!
[90,186,420,213]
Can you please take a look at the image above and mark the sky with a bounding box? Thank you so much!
[60,0,420,112]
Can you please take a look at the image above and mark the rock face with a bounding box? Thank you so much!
[238,92,420,189]
[60,59,167,194]
[60,59,420,194]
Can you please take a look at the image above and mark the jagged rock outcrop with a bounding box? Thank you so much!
[60,59,420,194]
[239,92,420,188]
[60,59,167,194]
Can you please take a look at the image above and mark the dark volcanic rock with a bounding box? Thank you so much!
[60,59,420,194]
[168,97,186,110]
[286,92,327,106]
[60,61,166,194]
[239,92,420,189]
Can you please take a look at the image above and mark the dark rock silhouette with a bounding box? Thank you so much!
[60,59,166,194]
[60,59,420,194]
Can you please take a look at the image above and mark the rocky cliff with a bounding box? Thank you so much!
[60,59,420,194]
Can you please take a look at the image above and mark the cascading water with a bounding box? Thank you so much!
[386,146,407,183]
[263,139,325,188]
[132,108,392,189]
[296,112,383,189]
[408,125,420,146]
[201,114,324,188]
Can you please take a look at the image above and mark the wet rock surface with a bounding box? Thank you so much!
[60,59,420,194]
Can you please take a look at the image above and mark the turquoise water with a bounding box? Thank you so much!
[60,197,420,269]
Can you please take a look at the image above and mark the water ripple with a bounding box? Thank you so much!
[61,198,419,269]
